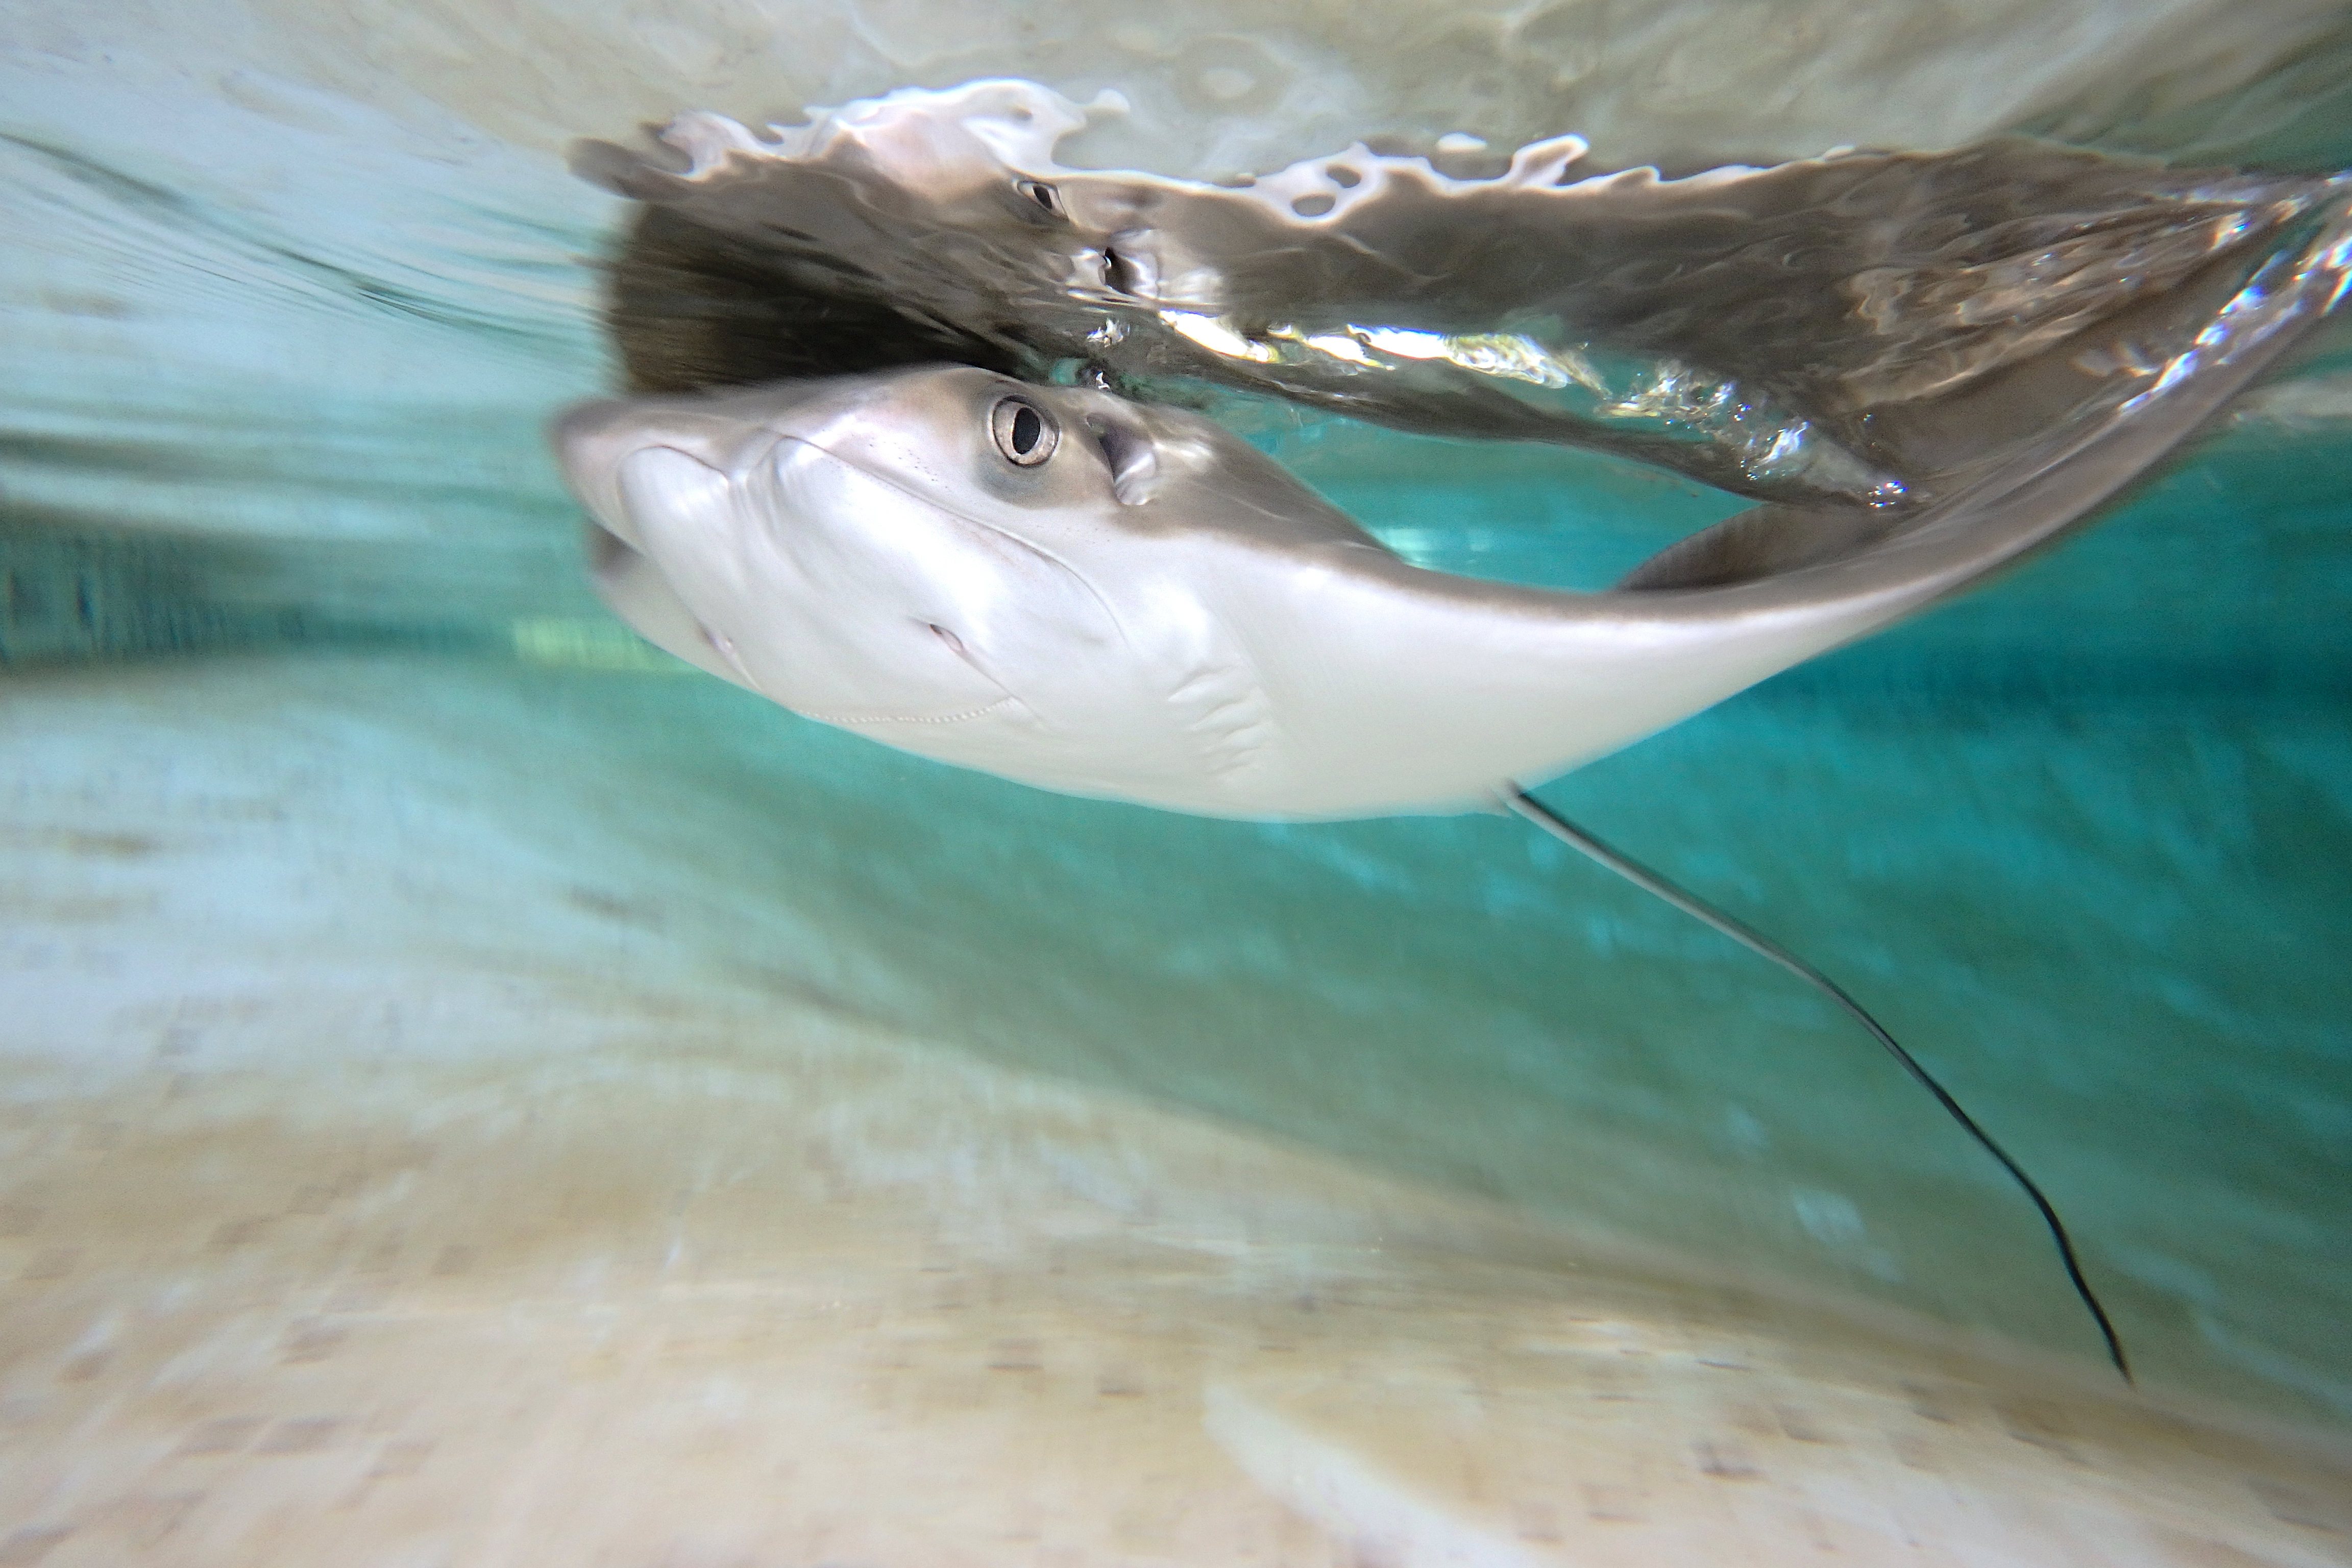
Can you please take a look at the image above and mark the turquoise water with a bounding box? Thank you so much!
[4,20,2350,1431]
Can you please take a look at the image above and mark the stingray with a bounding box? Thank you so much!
[557,82,2352,1382]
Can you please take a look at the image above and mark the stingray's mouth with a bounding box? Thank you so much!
[792,696,1018,727]
[581,514,760,683]
[582,513,637,577]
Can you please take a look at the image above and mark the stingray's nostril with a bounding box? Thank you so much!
[927,622,969,657]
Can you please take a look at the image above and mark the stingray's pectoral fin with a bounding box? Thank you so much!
[1614,502,1902,592]
[1614,190,2352,603]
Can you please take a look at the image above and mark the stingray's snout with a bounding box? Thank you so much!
[553,383,852,490]
[551,397,632,467]
[552,398,661,549]
[552,395,771,553]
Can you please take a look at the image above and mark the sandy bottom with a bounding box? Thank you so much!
[2,656,2347,1567]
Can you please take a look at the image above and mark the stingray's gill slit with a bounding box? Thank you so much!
[1504,786,2134,1384]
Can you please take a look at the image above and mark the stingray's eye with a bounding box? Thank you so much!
[989,396,1059,467]
[1015,178,1062,216]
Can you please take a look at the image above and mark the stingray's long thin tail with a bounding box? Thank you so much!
[1504,785,2133,1385]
